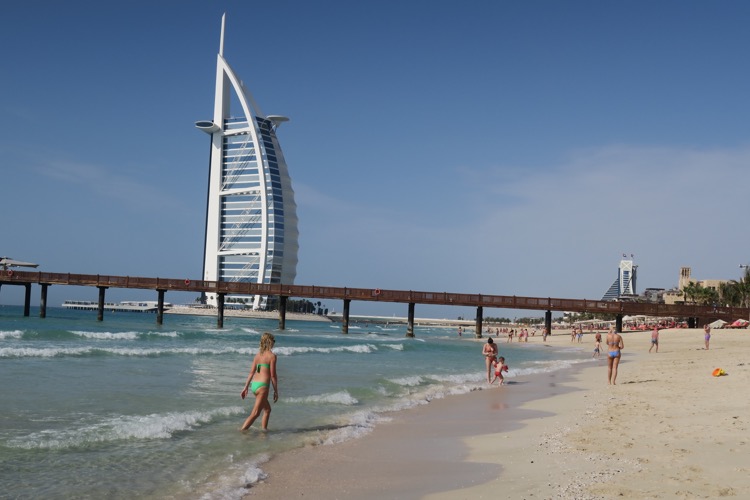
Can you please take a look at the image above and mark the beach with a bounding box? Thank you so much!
[2,309,583,499]
[246,326,750,499]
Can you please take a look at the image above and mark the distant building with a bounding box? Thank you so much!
[601,256,638,301]
[663,267,727,305]
[643,288,665,304]
[195,15,299,310]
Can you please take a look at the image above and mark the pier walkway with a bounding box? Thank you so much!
[1,270,747,337]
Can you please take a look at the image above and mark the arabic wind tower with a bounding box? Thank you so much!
[195,14,299,310]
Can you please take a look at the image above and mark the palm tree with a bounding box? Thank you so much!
[719,268,750,308]
[736,268,750,308]
[719,281,741,307]
[681,281,700,304]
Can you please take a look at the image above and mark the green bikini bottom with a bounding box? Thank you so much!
[250,381,269,394]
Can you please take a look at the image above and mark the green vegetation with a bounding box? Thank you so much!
[682,269,750,307]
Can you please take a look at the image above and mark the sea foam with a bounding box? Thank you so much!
[7,406,244,450]
[284,391,358,406]
[71,330,140,340]
[0,329,23,339]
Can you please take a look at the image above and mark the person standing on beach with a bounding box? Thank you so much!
[482,338,498,384]
[649,326,659,353]
[593,338,601,358]
[240,332,278,431]
[704,324,711,349]
[606,328,624,385]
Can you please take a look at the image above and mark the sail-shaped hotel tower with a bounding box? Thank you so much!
[196,15,298,310]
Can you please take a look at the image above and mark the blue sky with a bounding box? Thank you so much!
[2,1,749,319]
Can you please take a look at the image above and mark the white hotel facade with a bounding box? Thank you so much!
[196,15,299,310]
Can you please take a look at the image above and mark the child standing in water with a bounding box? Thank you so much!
[593,338,601,358]
[491,356,509,385]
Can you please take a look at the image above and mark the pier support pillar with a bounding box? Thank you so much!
[342,299,350,334]
[40,284,49,318]
[217,293,225,329]
[97,286,107,321]
[615,314,623,333]
[545,310,552,336]
[475,306,483,338]
[156,290,165,325]
[23,283,31,317]
[687,317,696,328]
[406,302,415,338]
[278,296,287,331]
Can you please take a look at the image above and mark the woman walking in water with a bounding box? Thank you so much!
[482,338,498,384]
[240,332,278,431]
[606,328,624,385]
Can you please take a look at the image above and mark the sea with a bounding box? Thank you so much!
[0,305,588,499]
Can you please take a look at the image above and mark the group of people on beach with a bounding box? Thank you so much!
[238,323,715,432]
[463,326,539,341]
[597,323,713,384]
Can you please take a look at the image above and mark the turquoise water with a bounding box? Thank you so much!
[0,306,586,499]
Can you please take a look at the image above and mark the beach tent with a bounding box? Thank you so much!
[731,319,749,327]
[708,319,727,329]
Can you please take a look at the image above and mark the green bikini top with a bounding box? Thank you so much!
[256,363,270,373]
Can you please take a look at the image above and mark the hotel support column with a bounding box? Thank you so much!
[406,302,415,338]
[40,284,49,318]
[278,296,287,331]
[23,283,31,317]
[545,310,552,336]
[615,314,623,333]
[475,306,483,338]
[342,299,350,334]
[217,293,225,329]
[97,286,107,321]
[156,290,165,325]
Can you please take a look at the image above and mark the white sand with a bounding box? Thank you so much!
[245,327,750,499]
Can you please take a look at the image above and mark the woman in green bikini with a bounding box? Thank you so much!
[240,332,278,431]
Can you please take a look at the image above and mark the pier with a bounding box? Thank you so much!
[1,270,747,337]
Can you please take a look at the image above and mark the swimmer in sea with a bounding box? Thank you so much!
[606,328,624,385]
[240,332,278,431]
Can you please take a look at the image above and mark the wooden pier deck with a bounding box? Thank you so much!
[1,270,747,337]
